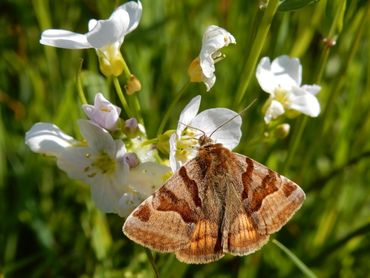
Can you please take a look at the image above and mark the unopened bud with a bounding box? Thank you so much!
[124,117,139,137]
[274,123,290,139]
[125,74,142,95]
[123,152,140,169]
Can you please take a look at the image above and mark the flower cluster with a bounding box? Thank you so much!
[26,93,169,217]
[26,1,321,218]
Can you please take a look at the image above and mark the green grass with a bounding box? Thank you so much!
[1,0,370,277]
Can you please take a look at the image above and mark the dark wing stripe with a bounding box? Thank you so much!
[179,166,202,207]
[155,187,198,223]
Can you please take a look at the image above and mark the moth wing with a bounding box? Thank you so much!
[226,211,270,256]
[175,219,224,264]
[123,160,204,253]
[234,153,305,235]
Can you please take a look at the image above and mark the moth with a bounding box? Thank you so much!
[123,134,305,264]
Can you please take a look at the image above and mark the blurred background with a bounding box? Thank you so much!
[1,0,369,277]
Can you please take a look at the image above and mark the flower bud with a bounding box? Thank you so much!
[125,74,142,95]
[124,118,139,138]
[274,123,290,139]
[82,93,121,131]
[123,152,140,169]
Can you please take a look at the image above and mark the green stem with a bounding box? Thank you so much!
[113,77,133,118]
[76,60,87,105]
[144,248,160,278]
[121,56,132,82]
[282,116,307,172]
[272,239,317,278]
[234,0,279,107]
[298,1,370,178]
[283,0,348,173]
[157,81,190,136]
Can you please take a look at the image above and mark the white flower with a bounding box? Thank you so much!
[188,25,236,91]
[40,1,142,76]
[169,95,242,172]
[25,120,129,214]
[82,93,121,131]
[25,119,171,217]
[256,55,321,123]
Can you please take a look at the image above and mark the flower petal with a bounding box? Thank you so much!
[117,191,144,217]
[271,55,302,87]
[302,84,321,95]
[264,100,285,123]
[256,57,281,94]
[77,119,116,155]
[200,25,236,78]
[191,108,242,150]
[203,74,216,92]
[177,95,201,134]
[25,122,76,156]
[288,87,321,117]
[118,0,143,34]
[90,176,126,213]
[127,162,170,196]
[40,29,91,49]
[86,8,130,48]
[169,133,179,172]
[256,55,302,94]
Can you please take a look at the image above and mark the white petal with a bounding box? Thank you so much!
[289,87,321,117]
[86,8,130,48]
[90,176,126,213]
[40,29,91,49]
[264,100,285,123]
[301,84,321,95]
[177,95,201,134]
[77,120,116,155]
[169,133,179,172]
[191,108,242,150]
[117,192,144,217]
[127,162,170,196]
[256,55,302,94]
[118,0,143,34]
[200,56,215,78]
[256,57,281,94]
[271,55,302,87]
[203,73,216,92]
[200,25,235,77]
[25,122,76,156]
[56,146,94,180]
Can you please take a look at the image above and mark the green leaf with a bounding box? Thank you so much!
[278,0,320,11]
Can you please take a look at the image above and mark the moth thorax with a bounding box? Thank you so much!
[198,135,214,146]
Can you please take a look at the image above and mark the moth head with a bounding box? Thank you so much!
[198,134,214,146]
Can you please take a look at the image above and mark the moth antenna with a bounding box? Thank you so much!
[178,121,206,137]
[209,98,258,139]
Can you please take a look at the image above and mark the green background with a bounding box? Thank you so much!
[1,0,369,277]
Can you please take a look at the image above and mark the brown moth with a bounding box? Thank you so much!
[123,134,305,264]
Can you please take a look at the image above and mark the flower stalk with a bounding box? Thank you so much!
[234,0,279,107]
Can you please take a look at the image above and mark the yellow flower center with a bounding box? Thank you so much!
[175,128,199,162]
[84,151,116,178]
[274,86,290,107]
